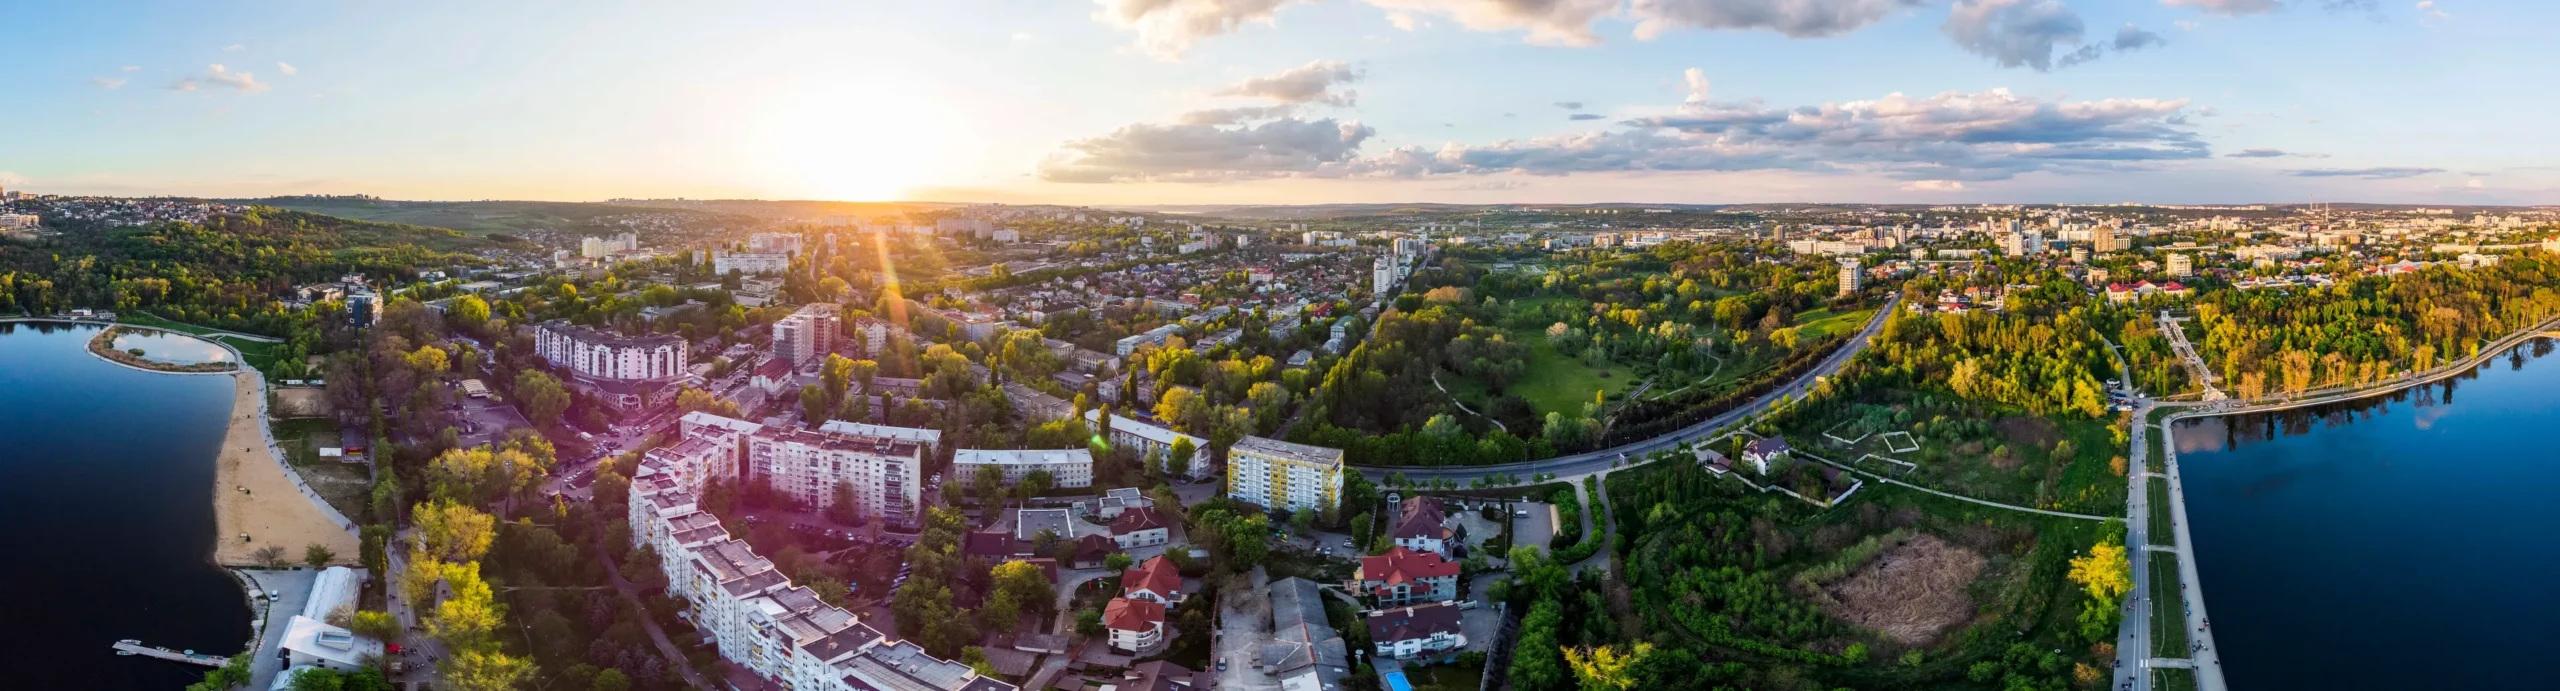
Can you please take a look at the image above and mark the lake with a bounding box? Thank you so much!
[0,322,250,688]
[2172,339,2560,690]
[112,328,236,366]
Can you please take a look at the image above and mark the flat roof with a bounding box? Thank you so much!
[1231,436,1344,467]
[954,448,1093,467]
[1016,509,1073,541]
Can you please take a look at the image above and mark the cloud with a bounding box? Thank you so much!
[169,78,199,91]
[2285,166,2442,179]
[202,64,269,92]
[1902,180,1966,191]
[1176,105,1299,124]
[2174,19,2201,29]
[1386,11,1422,30]
[2225,148,2295,157]
[1554,101,1585,110]
[1944,0,2086,71]
[1630,0,1925,39]
[1569,113,1607,120]
[1043,70,2212,185]
[2162,0,2281,15]
[121,65,140,72]
[223,43,246,52]
[1438,179,1532,190]
[1215,60,1362,105]
[1039,117,1378,182]
[1093,0,1297,59]
[1682,67,1713,101]
[1366,0,1620,46]
[2113,24,2166,49]
[2465,178,2483,188]
[2417,0,2448,20]
[90,77,127,89]
[277,62,298,75]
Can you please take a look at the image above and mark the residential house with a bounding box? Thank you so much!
[1365,602,1468,662]
[1389,496,1453,558]
[1110,507,1172,549]
[1357,547,1459,607]
[1121,555,1184,608]
[1103,598,1167,654]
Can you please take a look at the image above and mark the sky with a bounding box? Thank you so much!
[2,0,2553,205]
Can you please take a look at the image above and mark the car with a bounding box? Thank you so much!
[1514,509,1529,518]
[1217,661,1228,672]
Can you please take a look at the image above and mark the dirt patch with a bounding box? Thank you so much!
[213,373,360,566]
[272,387,332,418]
[1819,534,1988,646]
[1995,416,2060,449]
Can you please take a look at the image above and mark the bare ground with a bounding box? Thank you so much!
[272,387,332,418]
[1818,534,1988,646]
[214,373,360,566]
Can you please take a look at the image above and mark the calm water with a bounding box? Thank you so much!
[0,322,250,688]
[2172,340,2560,690]
[112,330,235,365]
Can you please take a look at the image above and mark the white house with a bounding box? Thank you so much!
[1104,597,1167,653]
[1365,602,1468,661]
[1743,437,1791,475]
[1110,506,1172,549]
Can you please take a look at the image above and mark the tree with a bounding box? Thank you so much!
[1166,437,1197,479]
[590,669,632,691]
[1104,553,1134,572]
[974,465,1004,506]
[438,648,535,691]
[1565,643,1650,691]
[449,295,492,333]
[1223,513,1271,568]
[982,560,1056,633]
[677,386,741,418]
[823,354,857,403]
[1075,609,1104,636]
[414,500,497,563]
[515,370,570,427]
[252,545,290,569]
[304,543,336,569]
[1509,600,1569,691]
[828,481,861,525]
[428,561,505,652]
[801,384,832,423]
[350,609,400,641]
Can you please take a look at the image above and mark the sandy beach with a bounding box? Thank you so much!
[211,372,359,566]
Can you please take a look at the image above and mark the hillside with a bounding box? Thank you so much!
[235,197,684,236]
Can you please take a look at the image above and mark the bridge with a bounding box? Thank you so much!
[112,639,231,668]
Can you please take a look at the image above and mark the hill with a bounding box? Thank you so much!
[235,197,686,236]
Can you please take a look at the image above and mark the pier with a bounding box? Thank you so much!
[112,639,231,667]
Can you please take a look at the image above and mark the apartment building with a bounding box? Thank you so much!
[627,444,1016,691]
[746,425,926,526]
[952,448,1094,489]
[774,303,841,367]
[534,321,688,381]
[1082,411,1212,481]
[1226,435,1344,514]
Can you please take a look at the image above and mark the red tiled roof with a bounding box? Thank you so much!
[1111,507,1169,536]
[1358,546,1458,588]
[755,358,793,379]
[1390,497,1448,541]
[1123,555,1181,598]
[1074,534,1118,562]
[1103,597,1165,632]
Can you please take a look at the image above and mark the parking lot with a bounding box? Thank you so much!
[1509,501,1555,557]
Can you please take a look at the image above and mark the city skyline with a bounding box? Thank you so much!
[4,0,2548,205]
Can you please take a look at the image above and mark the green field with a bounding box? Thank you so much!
[245,198,675,236]
[2148,479,2174,546]
[2151,553,2188,657]
[1792,307,1875,339]
[1504,327,1636,416]
[2155,668,2197,691]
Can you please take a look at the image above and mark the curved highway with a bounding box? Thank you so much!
[1353,292,1901,482]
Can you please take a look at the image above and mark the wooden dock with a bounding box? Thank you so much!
[112,640,230,667]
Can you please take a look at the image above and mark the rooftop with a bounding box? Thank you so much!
[1231,435,1345,467]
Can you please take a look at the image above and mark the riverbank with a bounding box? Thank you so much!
[212,368,359,566]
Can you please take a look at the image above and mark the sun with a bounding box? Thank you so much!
[749,78,949,201]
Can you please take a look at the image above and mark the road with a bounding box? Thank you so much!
[2103,331,2223,691]
[1355,293,1900,483]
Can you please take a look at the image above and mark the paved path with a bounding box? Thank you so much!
[2105,343,2163,691]
[1357,293,1900,483]
[597,533,715,690]
[2154,408,2228,691]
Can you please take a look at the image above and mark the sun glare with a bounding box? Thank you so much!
[751,78,948,201]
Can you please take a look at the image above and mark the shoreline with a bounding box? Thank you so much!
[209,367,362,567]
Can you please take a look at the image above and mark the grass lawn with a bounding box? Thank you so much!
[1791,390,2128,516]
[1792,307,1876,339]
[1403,664,1484,691]
[2151,553,2187,658]
[2155,668,2197,691]
[2147,479,2174,546]
[1503,330,1635,416]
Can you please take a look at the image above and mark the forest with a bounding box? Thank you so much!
[2191,260,2560,398]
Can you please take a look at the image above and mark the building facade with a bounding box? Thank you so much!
[534,321,688,381]
[1083,411,1211,481]
[747,424,926,527]
[1226,436,1344,514]
[774,303,842,367]
[952,448,1094,489]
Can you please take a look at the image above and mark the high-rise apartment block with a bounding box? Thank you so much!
[774,303,841,367]
[1226,436,1344,515]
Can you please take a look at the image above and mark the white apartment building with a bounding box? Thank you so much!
[1082,411,1210,480]
[713,250,792,275]
[953,448,1094,489]
[1226,436,1344,514]
[2167,253,2194,277]
[774,303,841,367]
[1837,258,1863,297]
[534,321,688,381]
[627,439,1017,691]
[746,424,927,526]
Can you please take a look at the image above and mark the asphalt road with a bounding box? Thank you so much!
[1352,293,1900,483]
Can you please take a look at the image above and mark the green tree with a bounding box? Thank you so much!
[590,669,631,691]
[514,370,570,427]
[413,500,496,563]
[449,295,491,333]
[304,542,336,569]
[350,610,401,642]
[801,384,831,423]
[438,648,535,691]
[1104,553,1134,572]
[1166,437,1196,479]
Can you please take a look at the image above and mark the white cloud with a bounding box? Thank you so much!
[2162,0,2281,15]
[223,43,247,52]
[1092,0,1297,59]
[2465,177,2483,188]
[120,65,140,72]
[2417,1,2448,20]
[90,77,127,89]
[1365,0,1620,46]
[1682,67,1713,101]
[2174,19,2201,29]
[1944,0,2087,71]
[1177,105,1300,124]
[277,62,297,75]
[172,64,268,93]
[1214,60,1362,105]
[1387,11,1422,30]
[1903,180,1967,191]
[1631,0,1924,40]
